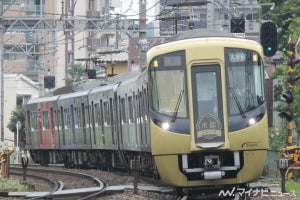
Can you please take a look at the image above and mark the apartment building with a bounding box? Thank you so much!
[1,0,121,145]
[3,0,121,90]
[158,0,261,40]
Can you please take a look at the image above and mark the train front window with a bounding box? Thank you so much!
[225,48,265,131]
[225,48,265,115]
[149,51,187,118]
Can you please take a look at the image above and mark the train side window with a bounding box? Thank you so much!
[74,107,82,128]
[30,111,37,131]
[100,100,104,127]
[136,93,141,123]
[94,103,100,126]
[85,104,89,127]
[120,97,126,124]
[109,98,113,126]
[55,109,61,130]
[91,102,94,125]
[26,110,31,130]
[42,111,50,130]
[103,101,111,126]
[60,107,64,129]
[80,103,85,128]
[64,107,70,129]
[143,88,148,120]
[54,110,58,129]
[128,96,133,124]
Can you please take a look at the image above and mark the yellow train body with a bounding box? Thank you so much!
[148,32,268,188]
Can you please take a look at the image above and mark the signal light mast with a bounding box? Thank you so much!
[278,36,300,193]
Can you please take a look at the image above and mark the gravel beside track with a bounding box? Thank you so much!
[2,166,299,200]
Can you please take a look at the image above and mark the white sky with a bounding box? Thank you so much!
[117,0,156,22]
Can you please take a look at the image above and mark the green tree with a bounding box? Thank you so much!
[7,105,25,148]
[66,63,86,85]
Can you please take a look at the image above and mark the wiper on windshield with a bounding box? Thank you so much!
[230,87,246,118]
[171,90,184,122]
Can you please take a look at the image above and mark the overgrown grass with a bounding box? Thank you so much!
[0,179,28,192]
[286,180,300,194]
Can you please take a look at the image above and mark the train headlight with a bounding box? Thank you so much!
[248,118,256,126]
[161,122,170,130]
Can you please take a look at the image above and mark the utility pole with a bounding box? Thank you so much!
[0,0,3,142]
[138,0,147,71]
[38,0,45,96]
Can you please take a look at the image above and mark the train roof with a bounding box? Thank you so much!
[107,71,143,84]
[165,29,233,43]
[89,83,116,94]
[27,95,60,104]
[58,90,90,100]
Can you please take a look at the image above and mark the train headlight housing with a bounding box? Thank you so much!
[161,122,170,130]
[248,118,256,126]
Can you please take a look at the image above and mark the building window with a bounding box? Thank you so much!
[17,95,31,106]
[68,52,74,64]
[3,0,18,5]
[89,0,94,10]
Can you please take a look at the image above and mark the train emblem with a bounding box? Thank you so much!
[196,114,223,141]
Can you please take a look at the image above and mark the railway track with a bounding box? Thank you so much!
[4,164,294,200]
[8,165,107,199]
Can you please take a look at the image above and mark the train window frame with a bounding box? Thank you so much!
[103,100,111,126]
[225,48,265,115]
[30,111,38,131]
[143,88,148,121]
[63,107,70,129]
[148,50,188,119]
[191,65,225,143]
[120,97,126,124]
[54,109,59,130]
[42,111,50,130]
[85,104,89,127]
[74,106,81,128]
[148,50,190,134]
[94,102,100,127]
[128,95,134,124]
[100,100,104,128]
[225,47,266,132]
[136,92,141,124]
[90,101,96,145]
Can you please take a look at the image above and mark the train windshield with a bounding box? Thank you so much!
[225,48,265,116]
[148,51,187,118]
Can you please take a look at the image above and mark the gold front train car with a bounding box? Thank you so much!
[147,31,268,188]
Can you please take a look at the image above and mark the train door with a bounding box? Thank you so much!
[140,88,150,151]
[120,95,130,150]
[84,103,91,146]
[81,103,87,144]
[191,65,224,149]
[70,104,75,145]
[38,108,43,145]
[90,101,96,147]
[135,92,142,150]
[60,106,66,147]
[25,110,32,148]
[54,109,61,148]
[50,107,55,147]
[110,98,117,148]
[27,109,39,149]
[93,100,105,146]
[100,100,105,145]
[103,99,113,148]
[127,95,135,148]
